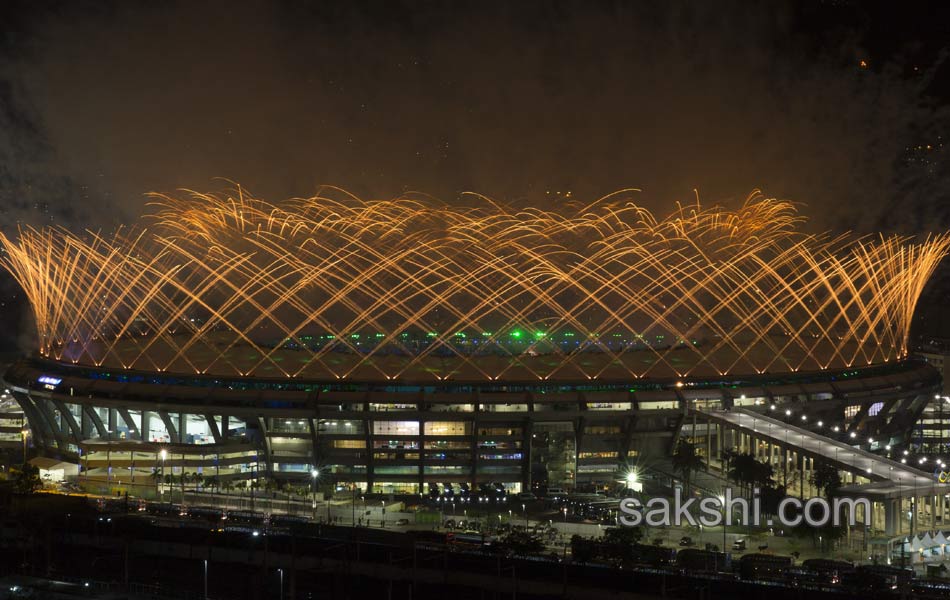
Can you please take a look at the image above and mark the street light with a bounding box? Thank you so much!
[311,469,319,520]
[159,448,167,500]
[719,495,727,550]
[20,428,29,465]
[522,503,527,527]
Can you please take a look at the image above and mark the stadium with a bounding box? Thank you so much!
[1,189,948,496]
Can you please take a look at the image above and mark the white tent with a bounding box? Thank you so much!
[29,457,79,483]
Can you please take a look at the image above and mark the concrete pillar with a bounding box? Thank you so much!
[716,422,723,459]
[782,447,788,489]
[911,497,917,537]
[885,498,898,536]
[799,452,805,500]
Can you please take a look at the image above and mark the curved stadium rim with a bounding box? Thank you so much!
[8,354,938,395]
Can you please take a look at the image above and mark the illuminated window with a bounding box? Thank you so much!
[478,427,521,436]
[578,451,618,459]
[868,402,884,417]
[424,421,470,436]
[370,403,416,411]
[372,421,419,436]
[639,400,678,410]
[586,403,631,410]
[332,440,366,449]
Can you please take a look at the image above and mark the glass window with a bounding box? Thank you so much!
[639,400,678,410]
[424,422,470,436]
[332,439,366,449]
[429,404,474,412]
[369,403,417,411]
[318,420,363,434]
[479,403,528,412]
[372,421,420,436]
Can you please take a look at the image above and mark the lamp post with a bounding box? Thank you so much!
[522,503,527,528]
[625,471,639,492]
[719,495,727,551]
[20,428,29,465]
[311,469,319,521]
[160,448,167,500]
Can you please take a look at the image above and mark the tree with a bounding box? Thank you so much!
[811,462,841,496]
[499,530,545,556]
[10,464,41,494]
[603,526,644,546]
[204,475,219,496]
[149,469,161,490]
[571,535,597,562]
[760,484,786,517]
[602,526,645,561]
[727,453,774,496]
[672,440,705,492]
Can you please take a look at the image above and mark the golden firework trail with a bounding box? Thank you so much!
[2,189,947,382]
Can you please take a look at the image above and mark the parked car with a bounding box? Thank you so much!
[395,518,410,526]
[679,536,694,547]
[732,538,747,551]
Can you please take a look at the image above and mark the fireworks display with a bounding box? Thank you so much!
[1,188,947,381]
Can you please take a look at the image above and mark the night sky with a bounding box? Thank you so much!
[2,0,950,349]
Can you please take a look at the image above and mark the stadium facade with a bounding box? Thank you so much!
[0,357,941,494]
[1,191,947,494]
